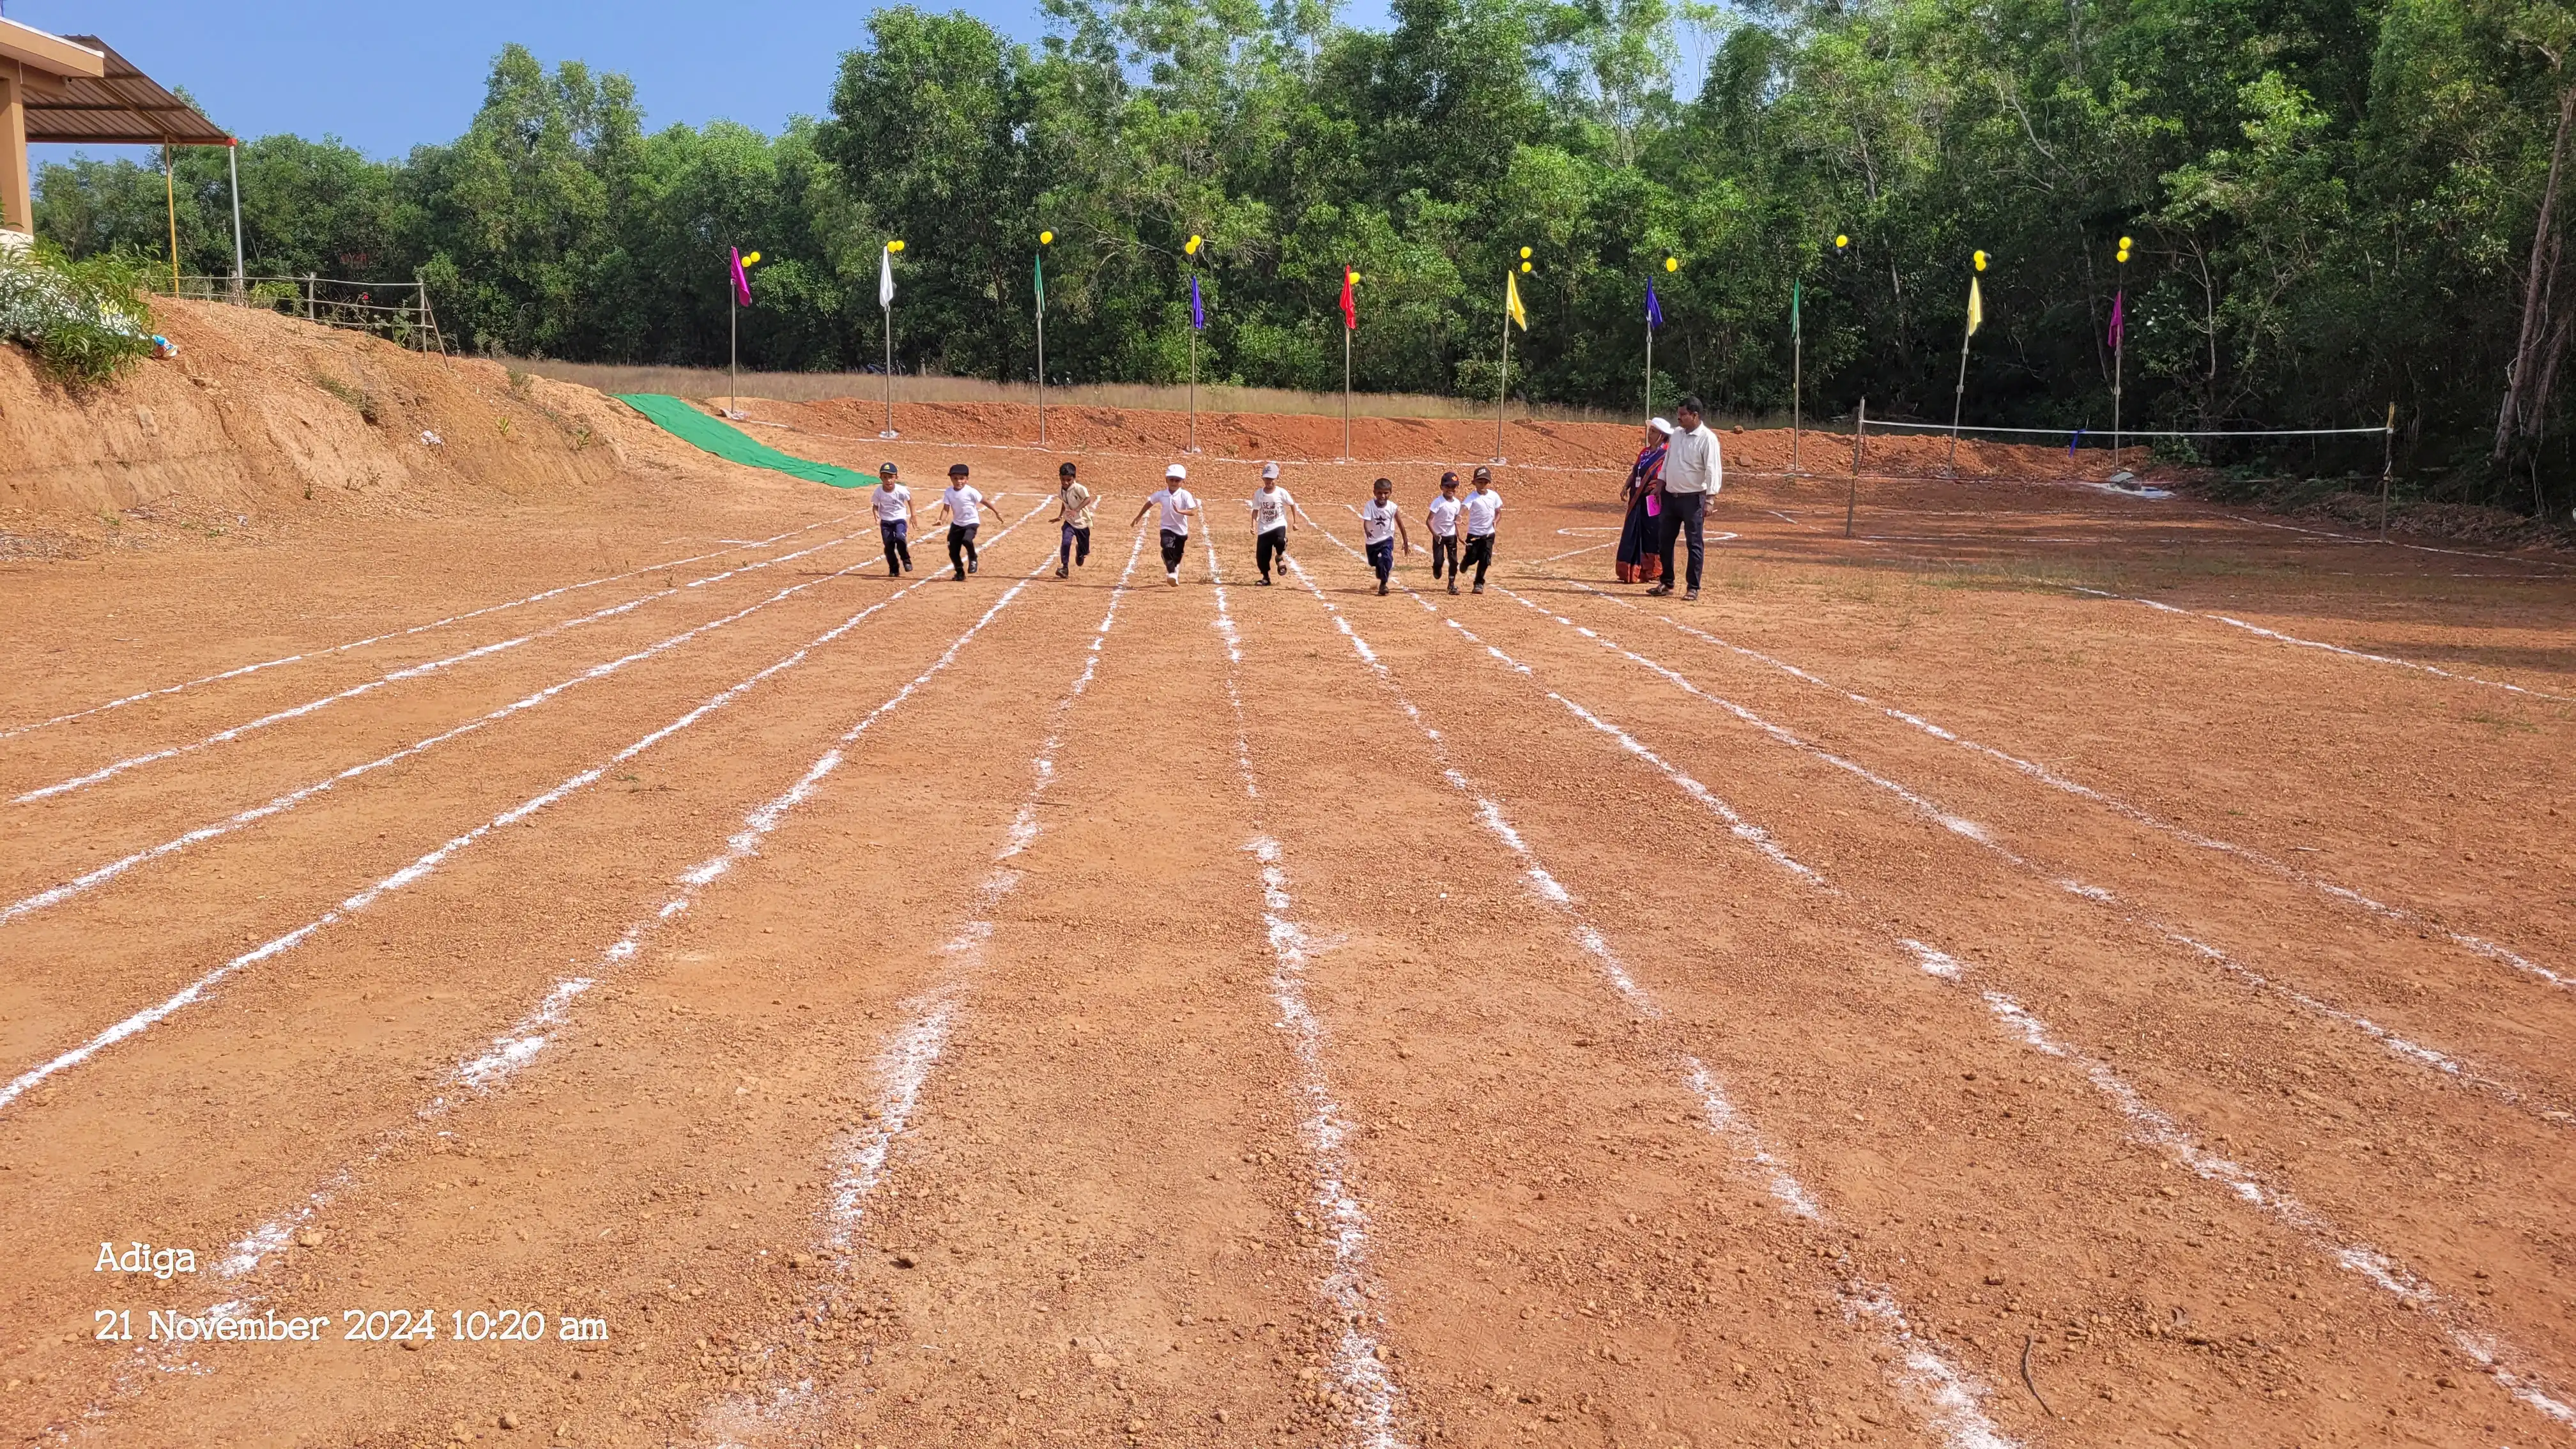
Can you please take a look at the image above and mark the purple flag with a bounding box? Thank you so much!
[2108,289,2124,351]
[1190,273,1206,332]
[730,246,752,307]
[1645,282,1664,330]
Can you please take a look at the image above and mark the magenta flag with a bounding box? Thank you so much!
[2108,289,2124,350]
[730,246,753,307]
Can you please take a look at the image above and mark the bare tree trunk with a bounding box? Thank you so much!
[2528,305,2574,514]
[2496,84,2576,464]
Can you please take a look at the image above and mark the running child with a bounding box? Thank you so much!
[1423,471,1464,594]
[1360,477,1413,595]
[932,463,994,581]
[1248,462,1296,586]
[871,462,916,576]
[1052,461,1096,579]
[1130,463,1201,586]
[1460,466,1503,593]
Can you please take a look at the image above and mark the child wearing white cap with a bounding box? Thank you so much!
[1131,463,1202,585]
[1247,462,1296,585]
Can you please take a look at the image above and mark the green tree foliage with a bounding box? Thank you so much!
[32,6,2576,507]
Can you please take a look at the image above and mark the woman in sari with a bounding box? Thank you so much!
[1615,417,1673,583]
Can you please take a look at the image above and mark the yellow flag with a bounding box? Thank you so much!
[1506,269,1528,330]
[1966,277,1983,337]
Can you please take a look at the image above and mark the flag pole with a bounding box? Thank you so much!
[1947,331,1970,473]
[1791,279,1804,475]
[1495,271,1510,463]
[1342,323,1352,461]
[1036,241,1048,448]
[728,274,738,419]
[1643,309,1652,420]
[1188,280,1199,454]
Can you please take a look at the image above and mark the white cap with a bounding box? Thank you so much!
[1165,463,1188,480]
[1261,461,1280,480]
[1648,417,1675,436]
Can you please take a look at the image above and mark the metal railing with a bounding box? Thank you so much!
[150,273,449,355]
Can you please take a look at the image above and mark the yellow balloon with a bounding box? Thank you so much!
[1186,234,1202,256]
[1519,246,1532,259]
[2116,248,2131,263]
[2119,234,2133,249]
[1039,230,1054,245]
[1973,249,1988,271]
[1834,234,1849,249]
[1519,260,1532,273]
[740,250,761,266]
[1664,256,1678,272]
[889,239,905,252]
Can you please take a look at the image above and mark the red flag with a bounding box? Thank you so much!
[1338,266,1356,331]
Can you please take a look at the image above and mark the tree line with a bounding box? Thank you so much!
[34,0,2576,512]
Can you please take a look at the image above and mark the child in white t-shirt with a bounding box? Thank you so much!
[871,463,916,576]
[1248,463,1296,585]
[1130,463,1202,585]
[932,463,994,581]
[1359,477,1412,596]
[1424,471,1466,594]
[1460,466,1503,593]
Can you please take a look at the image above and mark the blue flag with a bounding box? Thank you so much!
[1645,282,1664,330]
[1191,274,1206,332]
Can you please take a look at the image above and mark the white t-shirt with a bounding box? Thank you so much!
[1150,487,1198,535]
[1426,494,1464,537]
[1248,487,1296,533]
[1464,489,1503,535]
[1360,498,1401,544]
[942,484,985,527]
[871,483,911,523]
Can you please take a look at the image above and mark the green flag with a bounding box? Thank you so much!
[1034,252,1045,316]
[1791,278,1800,338]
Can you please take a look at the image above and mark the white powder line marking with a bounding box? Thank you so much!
[1277,555,2017,1449]
[696,534,1151,1446]
[1559,579,2573,996]
[0,516,854,744]
[217,517,1123,1286]
[0,502,1050,1116]
[2075,586,2576,705]
[2216,512,2576,574]
[2,548,894,929]
[1206,528,1409,1448]
[1306,520,1826,887]
[1903,940,2576,1434]
[13,526,882,804]
[1517,577,2568,1121]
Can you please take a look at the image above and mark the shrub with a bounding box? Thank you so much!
[0,244,156,387]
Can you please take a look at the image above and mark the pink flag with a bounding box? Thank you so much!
[2108,289,2124,350]
[730,246,753,307]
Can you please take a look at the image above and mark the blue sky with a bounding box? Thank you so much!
[11,0,1126,160]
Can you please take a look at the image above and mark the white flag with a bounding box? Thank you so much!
[878,247,895,310]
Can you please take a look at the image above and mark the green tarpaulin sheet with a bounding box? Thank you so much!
[614,394,877,489]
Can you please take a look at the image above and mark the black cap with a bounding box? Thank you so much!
[1059,461,1078,477]
[948,463,970,477]
[1473,466,1492,482]
[1439,471,1459,486]
[878,461,899,477]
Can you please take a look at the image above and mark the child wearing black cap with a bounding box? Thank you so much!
[933,463,994,581]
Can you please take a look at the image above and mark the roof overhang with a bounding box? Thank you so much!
[0,17,107,80]
[8,29,229,147]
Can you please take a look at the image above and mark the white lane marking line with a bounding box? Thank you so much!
[218,516,1121,1284]
[0,503,1047,1116]
[1561,579,2575,1000]
[1305,519,1825,887]
[0,517,852,744]
[2075,586,2576,705]
[2218,512,2576,573]
[13,526,880,804]
[1206,528,1408,1448]
[1278,556,2016,1449]
[2,550,888,928]
[1905,940,2576,1434]
[696,536,1150,1446]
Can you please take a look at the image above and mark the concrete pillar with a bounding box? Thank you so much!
[0,65,31,240]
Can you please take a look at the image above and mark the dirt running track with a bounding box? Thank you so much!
[1,396,2573,1449]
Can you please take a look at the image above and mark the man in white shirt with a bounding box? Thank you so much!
[1359,476,1413,596]
[1052,461,1097,579]
[1652,395,1722,601]
[871,462,916,576]
[1460,466,1503,594]
[1248,463,1297,586]
[1130,462,1201,586]
[932,463,993,581]
[1423,471,1465,594]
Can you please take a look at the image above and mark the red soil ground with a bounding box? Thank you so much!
[1,332,2572,1449]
